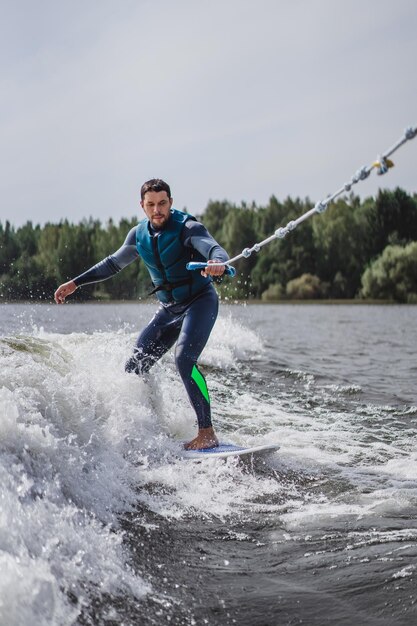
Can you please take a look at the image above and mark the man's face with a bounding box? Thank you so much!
[141,190,173,230]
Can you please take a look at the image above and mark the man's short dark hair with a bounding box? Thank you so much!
[141,179,171,201]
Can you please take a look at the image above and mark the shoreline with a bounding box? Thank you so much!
[0,298,409,306]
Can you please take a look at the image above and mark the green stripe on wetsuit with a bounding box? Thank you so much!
[191,365,210,404]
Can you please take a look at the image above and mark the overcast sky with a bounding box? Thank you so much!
[1,0,416,227]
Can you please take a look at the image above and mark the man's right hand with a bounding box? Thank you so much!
[54,280,77,304]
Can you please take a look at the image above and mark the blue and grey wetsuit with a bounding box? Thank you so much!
[73,209,229,430]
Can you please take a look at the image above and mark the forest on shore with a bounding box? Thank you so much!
[1,187,417,303]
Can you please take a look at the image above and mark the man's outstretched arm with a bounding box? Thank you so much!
[54,226,139,303]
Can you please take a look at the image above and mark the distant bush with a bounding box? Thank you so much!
[361,242,417,302]
[286,273,326,300]
[261,284,283,301]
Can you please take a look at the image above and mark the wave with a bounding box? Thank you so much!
[1,307,416,624]
[0,317,269,624]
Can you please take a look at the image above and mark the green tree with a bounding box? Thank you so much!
[255,195,288,239]
[30,223,62,299]
[0,221,19,274]
[221,206,258,298]
[16,221,40,257]
[91,217,143,300]
[360,188,417,259]
[56,220,97,283]
[200,200,233,246]
[0,221,43,299]
[361,242,417,302]
[251,197,316,298]
[251,247,283,298]
[312,197,367,298]
[11,222,42,298]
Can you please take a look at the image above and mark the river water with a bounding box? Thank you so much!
[0,301,416,625]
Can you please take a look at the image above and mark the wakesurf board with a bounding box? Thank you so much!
[182,442,280,460]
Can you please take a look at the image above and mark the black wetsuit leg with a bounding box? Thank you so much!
[174,287,219,429]
[125,286,219,429]
[125,306,181,375]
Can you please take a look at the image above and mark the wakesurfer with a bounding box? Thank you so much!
[54,178,229,450]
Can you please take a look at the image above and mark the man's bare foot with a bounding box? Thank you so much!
[184,427,219,450]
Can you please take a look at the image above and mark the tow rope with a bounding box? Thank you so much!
[187,125,416,277]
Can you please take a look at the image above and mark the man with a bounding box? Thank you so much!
[54,178,229,450]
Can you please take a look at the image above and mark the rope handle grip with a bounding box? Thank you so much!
[186,262,236,277]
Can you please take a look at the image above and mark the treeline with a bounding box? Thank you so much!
[204,187,417,302]
[1,187,417,302]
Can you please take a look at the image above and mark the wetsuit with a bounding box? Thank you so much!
[73,210,229,429]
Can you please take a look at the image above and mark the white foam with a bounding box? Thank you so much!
[203,312,264,368]
[371,451,417,481]
[392,565,415,579]
[0,333,152,624]
[135,454,283,520]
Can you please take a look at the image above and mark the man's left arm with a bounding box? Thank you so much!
[182,221,229,276]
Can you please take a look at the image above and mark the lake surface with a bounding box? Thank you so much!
[1,302,416,625]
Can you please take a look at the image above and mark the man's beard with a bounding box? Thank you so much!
[150,216,168,231]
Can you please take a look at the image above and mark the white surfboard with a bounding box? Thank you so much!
[182,442,280,460]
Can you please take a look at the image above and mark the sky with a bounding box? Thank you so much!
[1,0,416,227]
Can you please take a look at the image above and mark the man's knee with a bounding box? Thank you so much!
[175,345,195,380]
